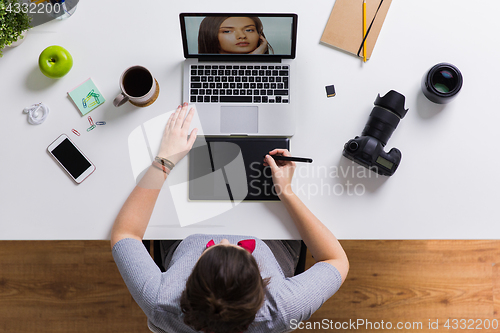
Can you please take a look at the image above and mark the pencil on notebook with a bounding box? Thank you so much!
[363,0,367,62]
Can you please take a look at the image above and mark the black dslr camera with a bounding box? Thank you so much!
[343,90,408,176]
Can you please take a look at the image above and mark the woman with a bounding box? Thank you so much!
[111,103,349,333]
[198,16,273,54]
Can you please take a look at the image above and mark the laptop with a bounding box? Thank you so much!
[180,13,298,136]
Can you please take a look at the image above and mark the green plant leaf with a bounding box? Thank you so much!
[0,0,33,57]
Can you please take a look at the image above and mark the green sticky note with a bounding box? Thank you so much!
[68,78,105,116]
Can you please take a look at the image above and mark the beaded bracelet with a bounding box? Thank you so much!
[155,156,175,170]
[152,161,170,175]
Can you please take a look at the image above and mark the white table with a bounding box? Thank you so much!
[1,0,498,240]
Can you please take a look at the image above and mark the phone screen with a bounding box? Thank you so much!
[51,138,92,179]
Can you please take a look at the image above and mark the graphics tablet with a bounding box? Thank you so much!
[188,137,289,201]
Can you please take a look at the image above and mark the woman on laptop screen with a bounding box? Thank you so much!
[198,16,274,54]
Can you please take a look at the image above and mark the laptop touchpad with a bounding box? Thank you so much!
[220,106,258,134]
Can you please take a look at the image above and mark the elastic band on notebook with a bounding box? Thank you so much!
[357,0,385,57]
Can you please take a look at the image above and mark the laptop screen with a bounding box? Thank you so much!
[180,13,298,59]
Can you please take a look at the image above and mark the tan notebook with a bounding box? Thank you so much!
[321,0,392,60]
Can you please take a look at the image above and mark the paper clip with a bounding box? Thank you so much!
[87,124,96,132]
[72,129,81,136]
[88,116,94,126]
[95,121,106,126]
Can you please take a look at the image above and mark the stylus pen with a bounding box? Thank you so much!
[270,155,313,163]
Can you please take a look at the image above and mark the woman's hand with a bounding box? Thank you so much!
[250,35,269,54]
[157,103,198,165]
[111,103,197,247]
[263,148,296,198]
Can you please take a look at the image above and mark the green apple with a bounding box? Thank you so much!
[38,45,73,78]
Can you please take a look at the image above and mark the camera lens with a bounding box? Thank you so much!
[422,63,463,104]
[432,70,456,93]
[361,90,408,147]
[362,108,400,147]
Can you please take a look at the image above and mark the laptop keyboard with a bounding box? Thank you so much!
[189,64,289,104]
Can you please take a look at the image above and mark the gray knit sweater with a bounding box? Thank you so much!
[112,234,342,333]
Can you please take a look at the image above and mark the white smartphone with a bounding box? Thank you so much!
[47,134,96,183]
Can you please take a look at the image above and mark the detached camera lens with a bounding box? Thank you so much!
[432,70,456,93]
[422,63,463,104]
